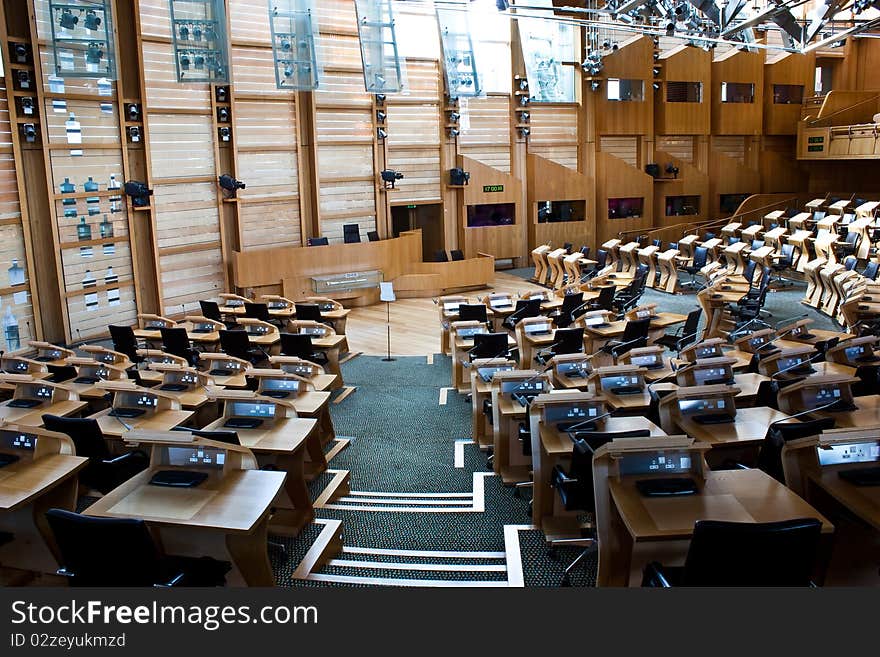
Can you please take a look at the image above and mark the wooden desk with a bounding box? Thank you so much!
[92,408,194,438]
[676,406,795,446]
[810,394,880,428]
[84,468,285,586]
[202,415,318,536]
[306,334,345,390]
[0,452,87,574]
[533,416,666,537]
[600,468,834,586]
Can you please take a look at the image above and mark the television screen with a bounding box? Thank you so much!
[467,203,515,228]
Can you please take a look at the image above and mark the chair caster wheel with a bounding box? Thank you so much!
[561,577,571,587]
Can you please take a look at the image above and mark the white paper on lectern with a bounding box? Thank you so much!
[379,281,396,302]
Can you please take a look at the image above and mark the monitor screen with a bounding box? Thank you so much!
[33,386,53,399]
[247,325,269,335]
[807,387,842,408]
[844,345,865,362]
[618,451,693,476]
[600,375,640,389]
[501,380,545,395]
[778,356,805,372]
[693,367,731,386]
[167,446,226,468]
[695,345,722,359]
[0,430,36,451]
[544,404,600,425]
[748,335,769,349]
[557,361,590,377]
[262,378,300,392]
[466,203,515,228]
[524,322,552,334]
[678,398,727,415]
[229,401,275,418]
[583,315,606,327]
[629,354,659,368]
[818,442,880,466]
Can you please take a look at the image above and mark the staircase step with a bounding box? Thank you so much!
[327,559,506,573]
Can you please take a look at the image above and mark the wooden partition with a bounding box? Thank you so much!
[652,149,709,227]
[712,49,764,135]
[595,35,654,136]
[655,45,711,136]
[526,153,592,251]
[708,138,761,218]
[232,229,493,302]
[458,156,523,262]
[764,52,815,136]
[596,151,654,245]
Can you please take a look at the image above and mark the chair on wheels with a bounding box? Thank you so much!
[42,415,149,495]
[641,518,822,587]
[45,509,230,587]
[294,303,332,328]
[457,303,492,331]
[219,329,268,366]
[280,333,329,367]
[655,308,701,353]
[612,272,647,314]
[200,300,237,329]
[552,291,585,328]
[587,286,615,313]
[160,327,199,366]
[835,231,860,261]
[756,417,837,482]
[467,332,510,362]
[679,246,709,290]
[536,327,584,365]
[862,261,880,280]
[108,325,143,365]
[584,250,607,280]
[450,249,465,261]
[343,224,361,244]
[501,298,542,331]
[602,318,651,359]
[549,434,614,585]
[768,243,796,287]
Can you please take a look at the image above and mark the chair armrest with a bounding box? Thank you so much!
[551,464,577,488]
[641,562,672,587]
[154,572,185,588]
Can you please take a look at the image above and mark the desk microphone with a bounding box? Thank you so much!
[769,398,848,426]
[104,393,133,432]
[462,342,512,368]
[647,361,694,389]
[600,335,649,357]
[673,331,702,358]
[770,351,823,380]
[776,313,809,331]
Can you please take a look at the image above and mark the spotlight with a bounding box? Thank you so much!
[448,111,460,123]
[217,107,229,122]
[126,103,141,122]
[13,43,28,63]
[449,168,470,186]
[19,97,34,116]
[21,123,36,143]
[590,80,601,92]
[127,126,141,143]
[376,110,386,123]
[193,26,202,41]
[375,93,386,106]
[218,126,231,142]
[123,181,152,207]
[377,127,388,140]
[280,38,291,51]
[283,65,294,78]
[218,174,246,197]
[86,43,103,65]
[215,87,228,103]
[665,164,679,179]
[519,95,530,107]
[447,127,460,137]
[518,126,530,138]
[194,55,205,69]
[519,111,530,122]
[180,54,190,70]
[665,22,675,36]
[84,9,101,30]
[652,82,660,90]
[59,8,78,30]
[15,70,31,90]
[380,170,403,189]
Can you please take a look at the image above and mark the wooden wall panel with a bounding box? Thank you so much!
[229,0,272,42]
[712,49,764,135]
[599,136,638,167]
[239,200,301,250]
[596,151,654,245]
[656,45,711,135]
[712,136,746,164]
[459,96,512,173]
[528,104,578,169]
[386,148,441,203]
[43,100,120,145]
[233,100,297,148]
[656,136,695,164]
[316,0,359,33]
[236,151,298,198]
[596,36,654,136]
[764,52,815,136]
[230,47,288,97]
[159,248,225,312]
[137,0,174,40]
[147,114,216,178]
[141,41,211,110]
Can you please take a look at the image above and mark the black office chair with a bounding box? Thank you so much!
[741,259,757,287]
[367,231,380,242]
[308,236,329,246]
[584,249,607,280]
[343,224,361,244]
[552,291,585,328]
[200,299,237,329]
[655,308,701,353]
[603,318,650,359]
[755,417,837,482]
[108,325,143,365]
[294,303,332,328]
[550,434,613,585]
[244,302,283,328]
[727,236,740,246]
[612,273,647,314]
[835,231,860,260]
[642,518,822,587]
[579,246,590,258]
[536,327,584,365]
[279,332,329,366]
[668,241,678,251]
[434,250,449,263]
[450,249,465,261]
[468,332,510,362]
[750,239,765,251]
[501,298,542,331]
[47,365,78,383]
[587,286,615,312]
[458,303,491,332]
[862,261,880,280]
[769,243,796,287]
[679,246,709,290]
[852,364,880,397]
[45,509,230,587]
[702,232,716,242]
[42,415,149,495]
[219,329,268,366]
[160,327,199,366]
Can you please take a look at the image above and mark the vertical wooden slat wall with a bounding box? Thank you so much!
[29,0,138,342]
[138,0,226,316]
